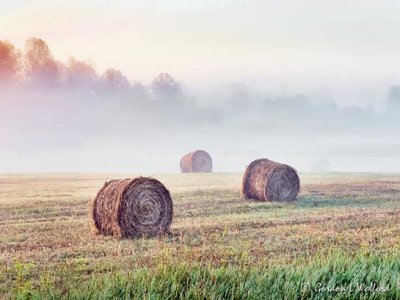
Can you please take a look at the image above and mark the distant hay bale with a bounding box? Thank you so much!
[310,158,331,173]
[242,159,300,201]
[180,150,212,173]
[92,177,173,238]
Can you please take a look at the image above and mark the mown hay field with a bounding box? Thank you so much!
[1,172,400,299]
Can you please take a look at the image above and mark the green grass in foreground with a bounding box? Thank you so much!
[0,172,400,299]
[4,250,400,300]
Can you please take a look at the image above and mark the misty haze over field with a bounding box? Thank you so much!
[1,0,400,173]
[1,38,400,173]
[1,84,399,173]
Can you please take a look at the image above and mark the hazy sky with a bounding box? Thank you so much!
[1,1,400,172]
[1,0,400,105]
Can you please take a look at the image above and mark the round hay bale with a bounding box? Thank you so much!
[310,158,331,173]
[242,159,300,201]
[92,177,173,238]
[180,150,212,173]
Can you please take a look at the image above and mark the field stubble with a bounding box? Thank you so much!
[0,172,400,298]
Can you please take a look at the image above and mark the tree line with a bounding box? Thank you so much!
[0,37,181,98]
[1,37,399,137]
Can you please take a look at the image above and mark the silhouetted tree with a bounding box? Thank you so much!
[24,37,59,86]
[66,57,98,90]
[100,68,130,91]
[130,81,148,97]
[0,40,21,84]
[387,85,400,109]
[151,73,181,98]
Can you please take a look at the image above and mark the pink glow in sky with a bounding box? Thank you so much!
[1,1,400,172]
[1,0,400,105]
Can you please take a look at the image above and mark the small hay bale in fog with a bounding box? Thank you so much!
[180,150,212,173]
[310,159,331,173]
[242,158,300,201]
[92,177,173,238]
